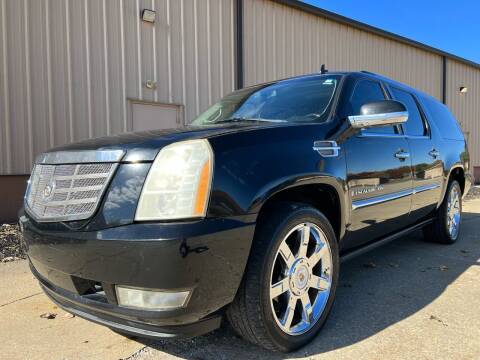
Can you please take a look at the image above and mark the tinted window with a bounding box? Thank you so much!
[349,80,395,134]
[390,87,426,136]
[420,95,464,141]
[192,75,341,125]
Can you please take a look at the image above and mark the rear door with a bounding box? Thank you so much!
[342,79,413,249]
[388,86,444,220]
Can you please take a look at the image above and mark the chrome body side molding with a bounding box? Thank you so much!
[413,183,442,194]
[352,189,412,210]
[352,183,441,210]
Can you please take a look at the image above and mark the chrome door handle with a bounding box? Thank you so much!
[394,150,410,160]
[429,149,440,158]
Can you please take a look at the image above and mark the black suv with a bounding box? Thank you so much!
[20,71,472,352]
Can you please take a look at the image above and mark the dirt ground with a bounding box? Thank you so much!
[0,224,25,262]
[1,198,480,360]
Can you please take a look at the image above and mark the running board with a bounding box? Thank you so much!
[340,218,434,263]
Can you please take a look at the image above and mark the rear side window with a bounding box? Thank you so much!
[390,87,426,136]
[350,80,395,135]
[420,95,464,141]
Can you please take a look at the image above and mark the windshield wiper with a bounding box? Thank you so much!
[222,117,287,123]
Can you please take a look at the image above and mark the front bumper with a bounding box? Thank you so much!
[21,215,255,338]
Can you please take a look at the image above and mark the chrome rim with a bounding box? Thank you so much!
[269,223,332,336]
[447,186,461,239]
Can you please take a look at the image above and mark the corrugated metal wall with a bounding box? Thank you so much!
[1,0,479,177]
[446,59,480,168]
[0,0,235,175]
[243,0,443,100]
[243,0,480,170]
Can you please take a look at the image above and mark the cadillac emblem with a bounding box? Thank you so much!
[43,182,55,200]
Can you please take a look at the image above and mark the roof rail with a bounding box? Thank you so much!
[360,70,379,76]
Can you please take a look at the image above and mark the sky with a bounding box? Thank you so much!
[302,0,480,64]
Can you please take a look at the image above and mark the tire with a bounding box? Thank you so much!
[227,202,339,352]
[423,180,462,244]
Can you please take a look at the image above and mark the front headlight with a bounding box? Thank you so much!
[135,139,213,221]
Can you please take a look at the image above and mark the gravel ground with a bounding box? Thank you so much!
[465,185,480,201]
[0,224,26,262]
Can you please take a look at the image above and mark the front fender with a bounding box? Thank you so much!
[249,173,348,239]
[206,123,348,234]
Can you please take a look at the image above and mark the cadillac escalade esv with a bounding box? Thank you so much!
[20,71,472,352]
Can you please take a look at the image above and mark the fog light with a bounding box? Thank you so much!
[116,286,191,310]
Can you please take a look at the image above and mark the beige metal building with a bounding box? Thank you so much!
[0,0,479,221]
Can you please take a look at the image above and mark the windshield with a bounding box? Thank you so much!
[192,75,341,125]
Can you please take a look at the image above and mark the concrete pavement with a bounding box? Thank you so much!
[0,261,146,360]
[1,199,480,360]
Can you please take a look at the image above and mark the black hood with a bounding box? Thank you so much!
[49,123,284,162]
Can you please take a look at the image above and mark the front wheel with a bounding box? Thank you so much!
[227,203,339,352]
[424,180,462,244]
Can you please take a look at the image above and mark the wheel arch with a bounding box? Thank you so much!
[448,166,466,194]
[251,175,346,241]
[438,165,466,207]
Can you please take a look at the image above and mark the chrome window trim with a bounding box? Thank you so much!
[357,133,430,140]
[357,132,405,139]
[352,183,441,210]
[36,150,125,165]
[405,135,430,140]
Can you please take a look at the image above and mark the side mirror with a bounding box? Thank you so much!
[348,100,408,129]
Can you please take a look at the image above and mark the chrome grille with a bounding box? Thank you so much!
[25,162,118,222]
